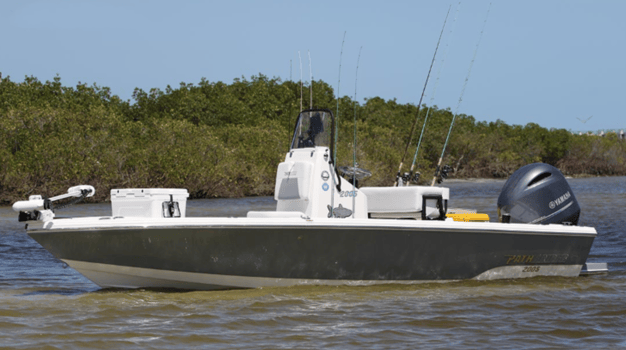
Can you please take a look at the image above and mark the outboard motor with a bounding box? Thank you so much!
[497,163,580,225]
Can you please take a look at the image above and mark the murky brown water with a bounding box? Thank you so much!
[1,177,625,349]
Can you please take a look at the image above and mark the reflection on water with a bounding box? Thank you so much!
[1,176,625,349]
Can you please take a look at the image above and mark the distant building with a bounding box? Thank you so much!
[571,129,625,139]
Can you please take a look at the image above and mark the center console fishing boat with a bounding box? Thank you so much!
[12,109,606,290]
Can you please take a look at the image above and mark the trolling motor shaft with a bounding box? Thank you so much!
[13,185,96,222]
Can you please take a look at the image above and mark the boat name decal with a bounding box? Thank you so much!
[340,190,357,198]
[549,191,571,210]
[506,255,534,264]
[505,254,569,265]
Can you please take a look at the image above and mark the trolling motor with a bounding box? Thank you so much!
[12,185,95,222]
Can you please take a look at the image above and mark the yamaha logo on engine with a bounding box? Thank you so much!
[549,191,571,209]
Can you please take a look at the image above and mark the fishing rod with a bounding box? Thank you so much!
[394,6,451,187]
[335,31,346,166]
[432,3,491,186]
[298,51,303,112]
[330,32,346,219]
[352,46,363,218]
[408,2,461,185]
[309,50,313,109]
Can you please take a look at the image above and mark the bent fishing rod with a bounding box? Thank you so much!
[432,3,491,186]
[394,5,451,186]
[407,2,461,186]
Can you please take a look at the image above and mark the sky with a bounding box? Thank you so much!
[2,0,624,132]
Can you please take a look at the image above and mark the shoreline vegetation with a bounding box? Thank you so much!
[1,74,625,204]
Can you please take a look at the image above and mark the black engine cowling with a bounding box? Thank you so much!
[497,163,580,225]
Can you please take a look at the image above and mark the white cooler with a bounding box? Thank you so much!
[110,188,189,218]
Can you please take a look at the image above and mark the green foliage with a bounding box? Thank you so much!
[558,133,626,176]
[1,73,624,203]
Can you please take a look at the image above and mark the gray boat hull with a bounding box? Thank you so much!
[28,223,595,290]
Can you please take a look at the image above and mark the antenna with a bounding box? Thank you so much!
[330,32,346,220]
[298,51,303,112]
[394,6,451,186]
[308,50,313,109]
[290,59,292,81]
[352,46,363,218]
[432,2,492,186]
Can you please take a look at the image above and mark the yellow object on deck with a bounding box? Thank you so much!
[446,213,490,222]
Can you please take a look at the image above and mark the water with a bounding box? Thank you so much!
[1,177,625,349]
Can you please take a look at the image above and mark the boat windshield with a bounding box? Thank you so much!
[290,109,334,150]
